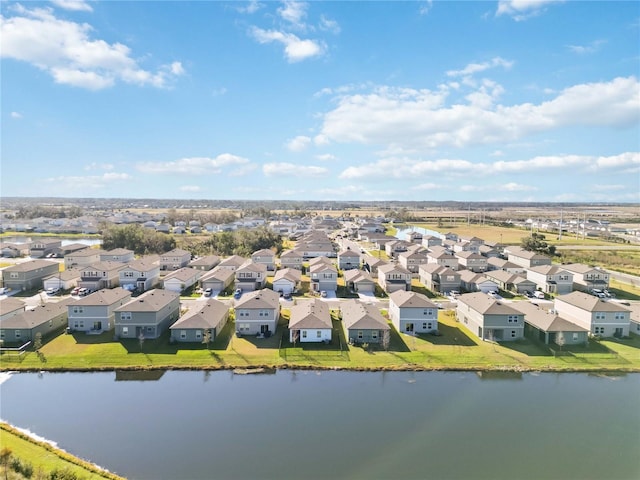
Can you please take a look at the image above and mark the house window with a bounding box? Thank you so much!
[595,312,605,320]
[423,309,433,316]
[357,330,363,339]
[122,327,129,335]
[74,321,79,328]
[302,331,307,338]
[195,331,202,339]
[372,331,378,339]
[146,327,153,332]
[572,333,579,341]
[594,326,605,335]
[511,330,516,338]
[15,330,21,338]
[180,330,186,339]
[508,315,519,323]
[120,312,132,321]
[124,272,134,278]
[10,272,18,279]
[615,312,625,320]
[316,331,322,338]
[422,323,427,329]
[73,306,84,314]
[428,323,432,330]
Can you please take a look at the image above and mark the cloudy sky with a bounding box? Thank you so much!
[2,0,639,202]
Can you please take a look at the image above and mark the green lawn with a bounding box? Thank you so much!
[3,310,639,373]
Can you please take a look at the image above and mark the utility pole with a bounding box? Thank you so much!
[558,210,563,240]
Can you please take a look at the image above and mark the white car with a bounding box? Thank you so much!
[46,287,60,295]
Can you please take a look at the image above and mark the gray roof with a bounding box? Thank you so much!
[104,248,134,256]
[170,299,228,330]
[188,255,221,267]
[115,289,180,313]
[341,300,390,330]
[338,249,361,258]
[65,248,101,258]
[234,289,280,309]
[163,267,201,282]
[457,292,521,316]
[237,261,268,274]
[201,267,235,282]
[528,265,571,275]
[561,263,602,275]
[378,263,411,275]
[343,269,374,283]
[507,247,550,261]
[510,302,587,333]
[390,290,437,309]
[218,255,247,268]
[280,249,304,258]
[487,258,522,270]
[362,255,388,268]
[1,298,73,329]
[81,261,127,273]
[124,256,160,272]
[309,262,337,274]
[252,249,275,257]
[273,268,301,283]
[456,251,484,259]
[0,298,25,314]
[44,269,81,281]
[288,299,332,330]
[4,259,58,273]
[72,287,132,306]
[161,248,191,258]
[556,291,630,313]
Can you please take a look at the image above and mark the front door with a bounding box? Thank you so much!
[261,324,269,334]
[93,321,102,331]
[405,323,414,333]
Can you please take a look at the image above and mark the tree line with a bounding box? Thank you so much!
[177,227,283,257]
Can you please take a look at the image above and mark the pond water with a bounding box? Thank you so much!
[0,370,638,480]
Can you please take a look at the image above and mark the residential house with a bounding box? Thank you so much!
[160,248,191,271]
[628,303,640,335]
[119,256,161,292]
[341,300,390,345]
[251,249,276,271]
[511,301,588,346]
[234,289,280,337]
[68,287,132,334]
[170,299,229,343]
[526,265,574,295]
[454,236,484,254]
[163,267,202,293]
[362,255,388,275]
[385,240,410,258]
[487,257,526,274]
[506,247,552,269]
[235,261,267,291]
[217,255,247,271]
[78,261,125,291]
[389,290,438,334]
[455,251,487,273]
[1,260,59,291]
[337,249,361,271]
[0,298,73,344]
[279,249,304,270]
[29,239,62,258]
[377,263,411,294]
[100,248,135,263]
[406,231,423,244]
[188,255,221,272]
[43,269,81,292]
[458,270,499,294]
[398,250,429,276]
[272,268,301,296]
[479,245,501,258]
[201,267,235,295]
[427,247,459,271]
[484,270,536,294]
[343,269,376,293]
[288,299,332,343]
[562,264,610,292]
[114,289,181,339]
[64,248,102,269]
[456,292,524,342]
[60,243,89,255]
[418,264,461,294]
[554,291,630,337]
[0,298,25,322]
[308,261,338,293]
[1,242,30,258]
[421,235,443,249]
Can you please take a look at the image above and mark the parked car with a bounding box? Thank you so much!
[46,287,60,296]
[0,287,10,295]
[320,290,327,298]
[71,287,80,296]
[283,292,292,300]
[487,291,499,298]
[78,287,89,296]
[204,288,212,297]
[533,291,546,299]
[233,288,242,299]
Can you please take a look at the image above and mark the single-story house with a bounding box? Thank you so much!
[288,299,332,343]
[170,298,229,343]
[341,300,390,345]
[0,298,73,345]
[43,269,81,292]
[272,268,302,295]
[162,267,202,293]
[458,270,499,294]
[511,301,588,346]
[343,269,376,293]
[201,267,235,294]
[0,298,25,322]
[188,255,221,272]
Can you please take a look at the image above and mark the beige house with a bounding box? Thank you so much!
[505,247,552,269]
[272,268,301,295]
[64,248,102,269]
[234,289,280,337]
[377,263,411,293]
[78,261,126,291]
[100,248,135,263]
[188,255,221,272]
[160,248,191,271]
[251,249,276,271]
[343,269,376,293]
[561,263,610,292]
[163,267,202,293]
[456,292,524,342]
[217,255,247,271]
[279,249,304,270]
[337,249,361,271]
[526,265,574,295]
[235,261,268,291]
[398,250,429,275]
[554,291,630,337]
[200,267,235,294]
[29,239,62,258]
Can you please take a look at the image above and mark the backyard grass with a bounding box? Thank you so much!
[0,423,124,480]
[2,309,639,373]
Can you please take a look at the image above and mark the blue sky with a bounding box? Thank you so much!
[2,0,639,202]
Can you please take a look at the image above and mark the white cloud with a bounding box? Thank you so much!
[492,154,586,172]
[263,162,328,177]
[504,182,537,191]
[591,184,626,192]
[278,1,308,28]
[411,183,444,190]
[446,57,514,77]
[315,153,337,161]
[285,135,312,152]
[50,0,93,12]
[496,1,563,21]
[228,163,259,177]
[418,1,433,15]
[237,1,263,14]
[179,185,202,192]
[42,172,131,190]
[250,27,325,62]
[0,6,184,90]
[319,15,340,34]
[340,158,475,180]
[10,111,22,119]
[593,152,640,171]
[84,162,114,171]
[136,154,251,174]
[318,77,640,150]
[566,39,606,55]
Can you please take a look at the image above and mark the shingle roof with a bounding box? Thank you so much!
[343,269,374,283]
[163,267,201,282]
[0,298,25,315]
[71,287,132,306]
[115,289,180,313]
[341,300,389,330]
[1,298,73,329]
[390,290,437,309]
[201,267,235,282]
[555,291,630,312]
[170,299,228,330]
[218,255,247,268]
[457,292,520,315]
[81,261,126,273]
[234,289,280,309]
[273,268,301,283]
[288,299,331,330]
[4,260,58,273]
[510,302,587,333]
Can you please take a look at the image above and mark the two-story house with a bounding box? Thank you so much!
[160,248,191,271]
[279,249,304,270]
[554,291,630,337]
[234,289,280,337]
[68,287,132,334]
[78,261,125,291]
[389,290,438,334]
[188,255,221,272]
[337,249,361,271]
[561,264,610,292]
[377,263,411,294]
[343,269,376,293]
[217,255,247,271]
[422,235,443,249]
[119,256,160,292]
[456,292,524,342]
[29,239,62,258]
[505,247,552,269]
[455,251,487,273]
[308,260,338,293]
[1,260,59,292]
[251,249,276,271]
[418,264,461,295]
[114,289,181,339]
[100,248,135,263]
[526,265,574,295]
[235,261,267,292]
[64,248,103,269]
[427,247,459,271]
[0,298,25,322]
[398,250,429,276]
[362,255,388,275]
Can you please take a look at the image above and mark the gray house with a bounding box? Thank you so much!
[77,261,125,291]
[337,249,361,271]
[456,292,524,342]
[0,298,73,345]
[251,249,276,271]
[170,298,229,343]
[389,290,438,334]
[235,261,267,292]
[100,248,135,263]
[29,239,62,258]
[160,248,191,271]
[234,289,280,337]
[377,263,411,294]
[68,287,132,334]
[188,255,221,272]
[119,256,160,292]
[64,248,102,269]
[162,267,202,293]
[279,249,304,270]
[554,291,630,338]
[526,265,574,295]
[418,264,460,294]
[308,260,338,293]
[201,267,235,294]
[343,269,376,293]
[1,260,59,292]
[114,289,181,339]
[272,268,301,295]
[511,301,588,346]
[341,300,390,345]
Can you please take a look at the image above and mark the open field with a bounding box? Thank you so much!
[0,423,124,480]
[2,310,638,373]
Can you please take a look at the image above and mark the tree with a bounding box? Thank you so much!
[202,328,212,350]
[291,329,299,347]
[0,447,12,480]
[521,233,556,257]
[381,329,391,351]
[138,331,145,352]
[34,332,43,352]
